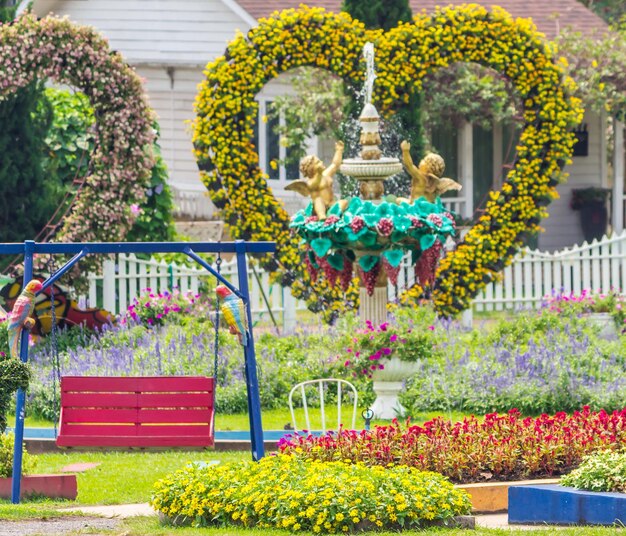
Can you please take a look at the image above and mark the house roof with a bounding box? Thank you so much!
[236,1,608,38]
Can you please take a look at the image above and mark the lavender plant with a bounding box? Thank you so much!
[400,311,626,415]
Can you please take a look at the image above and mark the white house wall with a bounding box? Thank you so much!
[32,0,255,219]
[33,0,251,64]
[538,111,603,251]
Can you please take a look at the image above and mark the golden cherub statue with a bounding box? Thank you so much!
[285,141,347,219]
[398,140,462,203]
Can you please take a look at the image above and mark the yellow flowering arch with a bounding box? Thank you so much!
[194,5,582,318]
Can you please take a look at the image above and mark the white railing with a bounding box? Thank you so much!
[86,253,302,330]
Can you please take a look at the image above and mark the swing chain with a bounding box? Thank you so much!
[213,253,222,380]
[46,256,62,437]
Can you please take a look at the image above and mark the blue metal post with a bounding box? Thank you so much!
[235,240,265,460]
[11,240,34,504]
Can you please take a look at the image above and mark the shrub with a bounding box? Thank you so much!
[151,455,471,532]
[0,433,36,478]
[561,450,626,493]
[0,355,31,433]
[279,408,626,483]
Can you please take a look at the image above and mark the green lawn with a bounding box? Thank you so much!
[31,450,246,504]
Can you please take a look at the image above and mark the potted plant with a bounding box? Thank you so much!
[342,319,438,419]
[570,187,611,243]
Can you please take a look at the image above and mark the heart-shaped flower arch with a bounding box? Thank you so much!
[0,15,155,244]
[194,4,582,318]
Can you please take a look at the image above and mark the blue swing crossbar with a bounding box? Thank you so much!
[6,240,275,504]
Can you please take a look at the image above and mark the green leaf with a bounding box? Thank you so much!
[358,230,378,248]
[420,234,437,251]
[358,254,379,272]
[327,253,344,271]
[383,249,405,268]
[310,238,332,258]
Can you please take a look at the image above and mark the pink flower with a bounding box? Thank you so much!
[130,203,141,215]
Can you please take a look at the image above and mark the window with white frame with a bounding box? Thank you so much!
[254,97,301,185]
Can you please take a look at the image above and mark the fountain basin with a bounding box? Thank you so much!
[340,157,403,179]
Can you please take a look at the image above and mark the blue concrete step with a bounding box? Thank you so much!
[509,484,626,525]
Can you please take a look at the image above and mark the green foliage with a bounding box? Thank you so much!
[576,0,625,23]
[340,0,412,31]
[0,433,36,478]
[561,450,626,492]
[557,20,626,121]
[0,322,30,433]
[0,0,16,23]
[0,82,56,243]
[38,89,176,242]
[422,63,521,131]
[41,88,94,190]
[151,455,471,531]
[268,68,348,166]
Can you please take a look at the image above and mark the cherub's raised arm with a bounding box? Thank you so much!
[324,141,344,177]
[400,140,418,176]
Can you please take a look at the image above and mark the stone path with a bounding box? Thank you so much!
[0,504,561,534]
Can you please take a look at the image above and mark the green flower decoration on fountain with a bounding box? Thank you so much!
[290,196,456,294]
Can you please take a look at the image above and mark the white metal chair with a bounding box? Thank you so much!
[288,378,358,433]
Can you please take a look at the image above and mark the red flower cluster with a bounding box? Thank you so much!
[279,408,626,483]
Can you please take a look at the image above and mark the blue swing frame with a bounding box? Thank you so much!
[4,239,275,504]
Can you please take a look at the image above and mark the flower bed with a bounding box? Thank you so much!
[151,455,471,532]
[279,408,626,484]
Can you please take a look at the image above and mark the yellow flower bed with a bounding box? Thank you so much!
[151,455,471,532]
[193,4,582,318]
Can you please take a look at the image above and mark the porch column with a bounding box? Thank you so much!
[614,119,624,233]
[458,120,473,218]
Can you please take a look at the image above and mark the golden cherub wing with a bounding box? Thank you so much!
[284,179,311,197]
[434,177,463,196]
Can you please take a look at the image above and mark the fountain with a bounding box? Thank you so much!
[287,43,461,417]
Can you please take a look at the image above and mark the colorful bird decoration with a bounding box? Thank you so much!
[6,279,43,359]
[215,284,248,347]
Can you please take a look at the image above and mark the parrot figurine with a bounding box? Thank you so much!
[7,279,43,359]
[215,284,248,347]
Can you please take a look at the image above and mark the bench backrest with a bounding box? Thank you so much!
[56,376,215,448]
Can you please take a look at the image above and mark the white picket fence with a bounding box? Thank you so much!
[473,231,626,312]
[86,254,300,330]
[86,232,626,327]
[390,231,626,312]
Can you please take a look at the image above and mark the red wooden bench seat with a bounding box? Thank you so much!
[56,376,215,448]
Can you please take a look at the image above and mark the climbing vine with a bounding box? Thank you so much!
[0,14,156,244]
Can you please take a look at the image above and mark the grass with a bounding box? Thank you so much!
[32,450,246,505]
[0,502,82,520]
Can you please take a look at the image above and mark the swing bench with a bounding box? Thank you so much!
[53,253,221,450]
[56,376,215,448]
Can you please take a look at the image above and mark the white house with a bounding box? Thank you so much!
[30,0,623,250]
